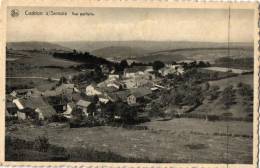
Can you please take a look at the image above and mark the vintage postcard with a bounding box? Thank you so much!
[0,0,259,168]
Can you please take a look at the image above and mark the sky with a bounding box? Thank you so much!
[7,7,255,43]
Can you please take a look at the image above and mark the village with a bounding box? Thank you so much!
[5,50,253,129]
[6,58,182,126]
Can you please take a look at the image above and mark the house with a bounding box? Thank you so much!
[108,87,152,105]
[13,97,56,120]
[56,84,75,94]
[13,98,25,110]
[124,66,153,78]
[42,84,77,97]
[72,93,84,102]
[10,88,41,98]
[42,89,61,97]
[6,94,14,102]
[159,65,184,76]
[123,77,152,89]
[108,74,120,81]
[107,80,124,89]
[98,79,124,90]
[46,96,67,113]
[6,102,18,117]
[98,95,110,104]
[76,100,94,116]
[100,86,118,93]
[62,102,76,119]
[35,106,56,120]
[129,87,152,104]
[100,64,110,74]
[107,90,131,103]
[86,84,102,96]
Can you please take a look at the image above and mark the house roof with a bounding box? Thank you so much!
[43,90,61,97]
[107,90,131,102]
[129,87,152,98]
[6,102,16,109]
[56,84,74,92]
[14,88,38,94]
[76,100,91,107]
[6,94,14,101]
[100,86,118,93]
[68,102,76,109]
[21,97,48,109]
[36,105,56,118]
[72,93,84,102]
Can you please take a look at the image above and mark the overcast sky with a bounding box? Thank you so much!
[7,7,254,42]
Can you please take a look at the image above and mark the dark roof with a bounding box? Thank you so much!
[129,87,152,98]
[72,93,84,102]
[108,87,152,102]
[107,90,131,102]
[6,102,16,109]
[100,86,118,93]
[37,105,56,118]
[21,97,48,109]
[6,95,14,101]
[56,84,74,92]
[68,102,76,109]
[14,88,36,94]
[43,90,61,97]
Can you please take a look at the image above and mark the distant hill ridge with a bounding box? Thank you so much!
[91,46,148,58]
[7,41,72,51]
[57,41,253,52]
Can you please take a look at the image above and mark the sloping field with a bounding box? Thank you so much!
[7,118,252,163]
[209,74,253,90]
[137,48,253,63]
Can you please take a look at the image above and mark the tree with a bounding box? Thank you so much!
[207,85,220,101]
[204,82,210,91]
[120,60,129,68]
[238,83,253,99]
[58,76,68,86]
[221,85,236,108]
[152,61,165,71]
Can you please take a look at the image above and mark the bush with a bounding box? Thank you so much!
[238,83,253,98]
[33,136,50,152]
[221,85,236,109]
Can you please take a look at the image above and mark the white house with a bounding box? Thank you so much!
[63,102,75,119]
[12,99,25,110]
[76,100,92,116]
[86,85,102,96]
[108,74,120,81]
[98,95,110,104]
[159,65,184,76]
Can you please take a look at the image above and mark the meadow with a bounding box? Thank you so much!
[6,118,252,163]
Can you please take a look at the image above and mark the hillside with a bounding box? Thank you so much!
[137,47,253,63]
[91,46,147,59]
[57,41,253,52]
[7,41,72,51]
[57,41,253,61]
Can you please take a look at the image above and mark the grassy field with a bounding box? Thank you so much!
[6,118,252,163]
[137,48,253,64]
[188,74,253,119]
[6,50,82,89]
[209,74,253,90]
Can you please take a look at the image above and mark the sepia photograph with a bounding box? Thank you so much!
[1,1,258,166]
